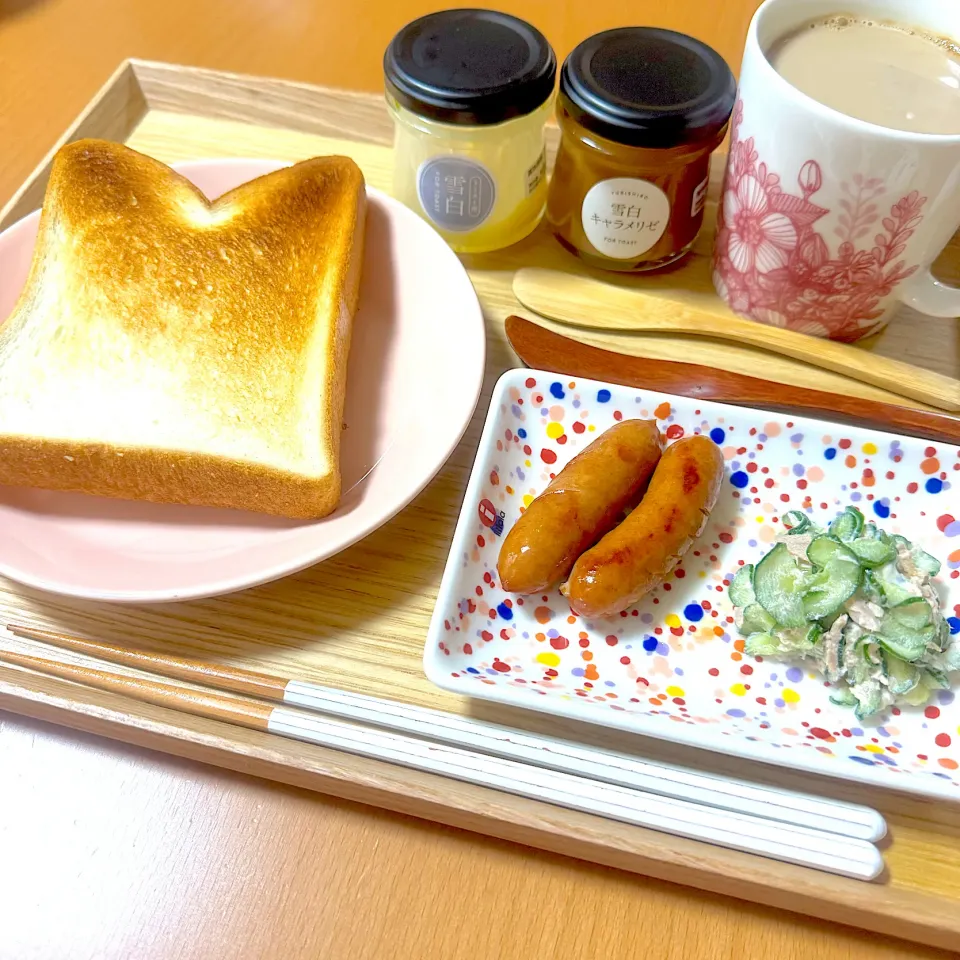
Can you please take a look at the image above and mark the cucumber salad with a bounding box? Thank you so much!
[729,506,957,721]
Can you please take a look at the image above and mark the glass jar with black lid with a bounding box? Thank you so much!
[546,28,736,271]
[385,9,556,253]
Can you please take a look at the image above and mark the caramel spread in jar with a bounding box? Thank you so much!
[546,28,736,272]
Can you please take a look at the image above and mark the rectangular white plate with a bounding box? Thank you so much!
[424,369,960,801]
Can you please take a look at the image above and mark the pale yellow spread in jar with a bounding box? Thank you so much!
[388,96,551,253]
[384,10,556,254]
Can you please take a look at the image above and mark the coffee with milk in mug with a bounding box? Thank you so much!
[767,14,960,134]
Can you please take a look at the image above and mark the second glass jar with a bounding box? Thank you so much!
[546,28,736,272]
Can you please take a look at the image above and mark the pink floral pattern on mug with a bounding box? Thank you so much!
[713,100,927,342]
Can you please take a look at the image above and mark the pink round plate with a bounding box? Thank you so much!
[0,159,485,602]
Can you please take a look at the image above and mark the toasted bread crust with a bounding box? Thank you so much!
[0,437,342,518]
[0,140,366,519]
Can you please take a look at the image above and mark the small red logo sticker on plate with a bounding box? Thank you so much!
[478,499,505,536]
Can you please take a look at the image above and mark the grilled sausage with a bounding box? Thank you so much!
[497,419,663,594]
[563,435,724,618]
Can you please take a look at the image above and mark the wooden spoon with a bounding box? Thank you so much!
[513,267,960,412]
[504,315,960,445]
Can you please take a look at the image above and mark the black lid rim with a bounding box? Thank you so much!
[384,8,557,126]
[385,76,554,126]
[560,26,736,148]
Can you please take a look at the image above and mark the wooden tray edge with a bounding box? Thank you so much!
[1,665,957,952]
[130,59,394,145]
[0,60,146,229]
[0,58,396,232]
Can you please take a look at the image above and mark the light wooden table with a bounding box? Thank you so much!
[0,2,952,957]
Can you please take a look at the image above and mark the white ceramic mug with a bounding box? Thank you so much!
[713,0,960,342]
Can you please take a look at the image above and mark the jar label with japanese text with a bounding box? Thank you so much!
[418,157,497,232]
[581,178,670,259]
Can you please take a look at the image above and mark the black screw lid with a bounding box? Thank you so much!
[560,27,736,148]
[384,8,556,126]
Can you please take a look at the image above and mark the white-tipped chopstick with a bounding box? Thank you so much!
[281,680,886,843]
[3,624,885,880]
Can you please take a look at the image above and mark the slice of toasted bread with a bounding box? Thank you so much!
[0,140,366,519]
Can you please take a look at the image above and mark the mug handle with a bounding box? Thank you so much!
[901,269,960,317]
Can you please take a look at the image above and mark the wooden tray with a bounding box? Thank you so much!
[1,60,959,951]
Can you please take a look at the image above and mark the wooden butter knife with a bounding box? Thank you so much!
[513,267,960,412]
[504,315,960,445]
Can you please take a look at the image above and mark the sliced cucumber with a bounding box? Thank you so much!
[861,570,884,605]
[754,543,807,628]
[848,538,896,567]
[741,603,776,635]
[853,681,883,720]
[883,653,919,695]
[875,579,918,607]
[829,687,858,707]
[945,643,960,672]
[806,536,856,569]
[744,632,782,656]
[802,550,861,621]
[781,510,811,534]
[878,618,935,662]
[912,547,942,577]
[727,501,952,718]
[845,637,877,687]
[889,598,933,630]
[829,507,864,542]
[872,563,919,606]
[937,620,952,653]
[728,564,756,607]
[902,680,932,707]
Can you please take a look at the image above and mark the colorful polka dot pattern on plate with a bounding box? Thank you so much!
[424,370,960,800]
